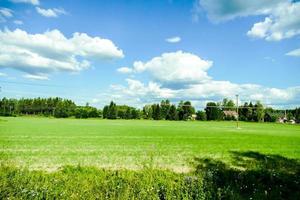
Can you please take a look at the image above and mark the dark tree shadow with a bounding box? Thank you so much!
[193,151,300,200]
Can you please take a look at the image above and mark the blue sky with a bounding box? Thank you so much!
[0,0,299,109]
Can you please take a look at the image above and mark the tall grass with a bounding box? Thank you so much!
[0,165,204,200]
[1,151,299,200]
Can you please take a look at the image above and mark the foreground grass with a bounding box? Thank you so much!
[1,117,300,171]
[1,151,299,200]
[1,117,300,199]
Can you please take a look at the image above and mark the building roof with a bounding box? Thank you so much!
[223,110,238,116]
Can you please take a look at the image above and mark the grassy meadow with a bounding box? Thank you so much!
[1,117,300,199]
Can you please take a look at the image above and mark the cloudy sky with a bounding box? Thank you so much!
[0,0,299,109]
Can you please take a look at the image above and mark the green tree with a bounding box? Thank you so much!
[294,108,300,123]
[176,101,195,120]
[205,102,223,120]
[196,110,206,121]
[239,102,251,121]
[125,107,132,119]
[142,105,153,119]
[152,104,161,120]
[222,98,235,111]
[54,101,69,118]
[131,108,140,119]
[253,101,264,122]
[182,101,195,120]
[87,107,99,118]
[166,104,177,120]
[264,108,279,122]
[103,106,109,119]
[160,100,170,120]
[74,107,88,118]
[108,101,117,119]
[177,101,184,120]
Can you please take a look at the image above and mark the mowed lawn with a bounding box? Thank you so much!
[1,117,300,171]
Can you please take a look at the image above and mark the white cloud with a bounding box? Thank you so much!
[197,0,300,41]
[166,36,181,43]
[0,8,13,23]
[107,78,300,109]
[124,51,212,84]
[9,0,39,5]
[286,48,300,57]
[0,28,124,79]
[23,73,49,80]
[36,7,67,18]
[0,8,13,18]
[13,20,23,25]
[125,79,176,99]
[0,72,7,77]
[70,32,124,59]
[198,0,283,22]
[247,2,300,41]
[117,67,133,74]
[91,98,101,104]
[182,82,295,104]
[247,17,272,39]
[104,79,177,107]
[109,50,300,108]
[182,80,240,99]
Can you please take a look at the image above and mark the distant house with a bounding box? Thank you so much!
[289,119,296,124]
[278,117,287,123]
[190,114,197,121]
[223,110,238,119]
[278,117,296,124]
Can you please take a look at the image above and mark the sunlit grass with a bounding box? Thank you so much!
[1,117,299,171]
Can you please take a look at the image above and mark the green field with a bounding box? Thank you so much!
[1,117,300,171]
[1,117,300,199]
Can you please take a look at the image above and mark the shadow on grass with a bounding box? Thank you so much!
[193,151,300,199]
[1,151,299,199]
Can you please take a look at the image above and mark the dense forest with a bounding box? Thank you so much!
[0,97,299,123]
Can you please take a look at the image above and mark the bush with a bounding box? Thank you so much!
[196,111,206,121]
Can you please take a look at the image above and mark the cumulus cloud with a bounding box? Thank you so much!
[125,79,176,99]
[182,82,296,104]
[0,8,13,18]
[23,73,49,80]
[0,72,7,77]
[247,2,300,41]
[36,7,67,18]
[0,8,13,23]
[197,0,300,41]
[9,0,39,5]
[247,18,273,39]
[0,28,124,79]
[166,36,181,43]
[121,51,212,84]
[117,67,133,74]
[286,48,300,57]
[107,79,300,109]
[101,79,177,107]
[110,51,300,108]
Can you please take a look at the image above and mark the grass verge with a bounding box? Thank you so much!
[1,151,299,200]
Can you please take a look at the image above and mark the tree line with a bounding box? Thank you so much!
[0,97,100,118]
[0,97,299,123]
[102,100,195,120]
